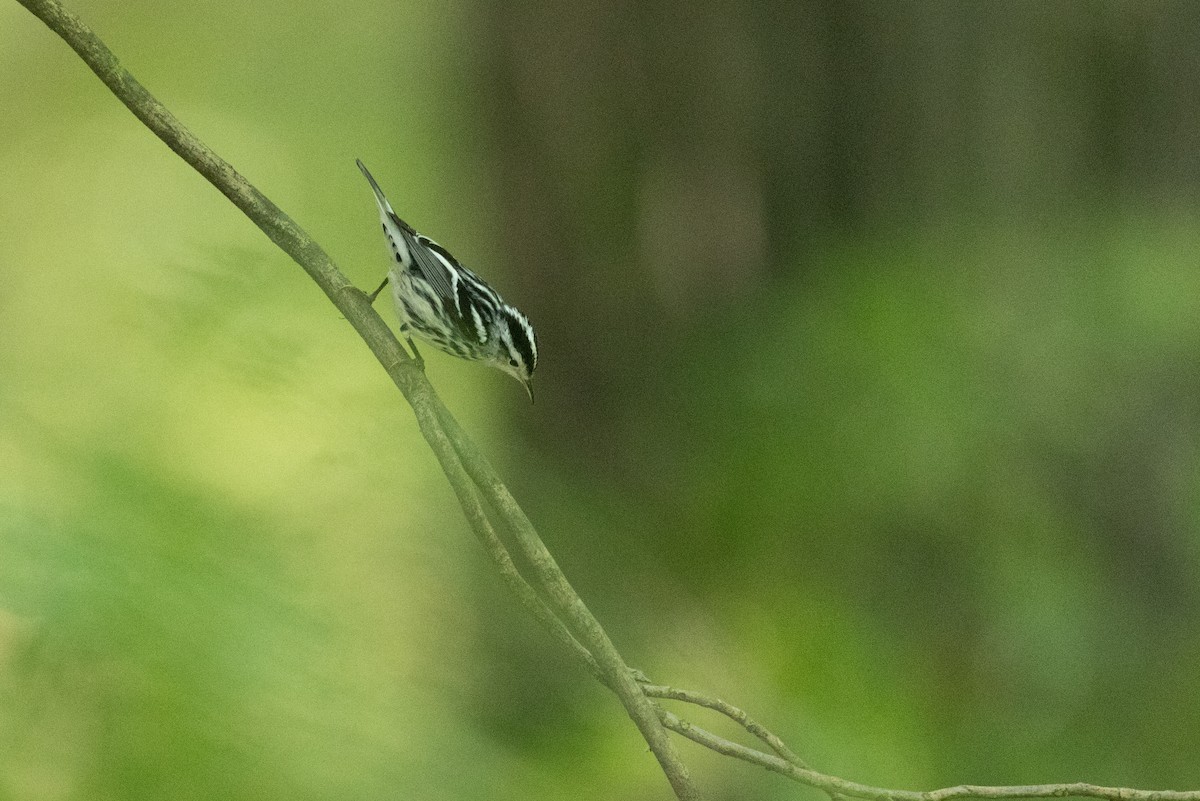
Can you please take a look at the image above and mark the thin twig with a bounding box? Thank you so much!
[640,684,808,768]
[655,710,1200,801]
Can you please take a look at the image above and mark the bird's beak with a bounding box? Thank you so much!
[523,378,535,404]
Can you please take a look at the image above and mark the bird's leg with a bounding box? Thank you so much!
[400,325,425,371]
[407,338,425,371]
[367,275,389,303]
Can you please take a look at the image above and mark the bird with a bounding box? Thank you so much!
[357,159,538,402]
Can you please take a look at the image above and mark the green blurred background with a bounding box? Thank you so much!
[3,1,1200,798]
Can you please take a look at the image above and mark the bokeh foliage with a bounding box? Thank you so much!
[3,1,1200,800]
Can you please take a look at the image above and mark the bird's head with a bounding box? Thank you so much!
[493,306,538,403]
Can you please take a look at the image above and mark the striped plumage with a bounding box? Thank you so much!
[357,160,538,402]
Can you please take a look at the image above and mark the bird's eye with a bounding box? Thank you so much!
[509,359,518,367]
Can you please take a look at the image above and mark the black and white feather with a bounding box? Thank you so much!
[357,160,538,401]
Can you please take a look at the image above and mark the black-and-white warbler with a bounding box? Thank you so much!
[357,160,538,402]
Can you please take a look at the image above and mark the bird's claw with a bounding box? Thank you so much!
[367,276,389,303]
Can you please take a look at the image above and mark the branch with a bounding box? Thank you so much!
[650,699,1200,801]
[432,403,704,791]
[11,1,698,798]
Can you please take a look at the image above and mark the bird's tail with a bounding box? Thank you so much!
[356,159,393,214]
